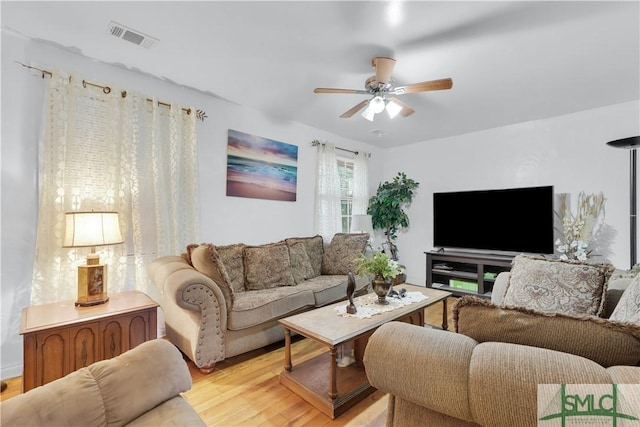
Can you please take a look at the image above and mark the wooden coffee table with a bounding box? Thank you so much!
[279,284,451,419]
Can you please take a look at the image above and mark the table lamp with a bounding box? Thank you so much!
[63,211,123,306]
[350,214,374,235]
[351,213,374,250]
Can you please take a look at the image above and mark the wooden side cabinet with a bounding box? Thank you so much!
[20,291,158,392]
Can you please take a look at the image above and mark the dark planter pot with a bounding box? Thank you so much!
[372,275,392,305]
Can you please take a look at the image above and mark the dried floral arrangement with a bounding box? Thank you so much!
[555,192,605,261]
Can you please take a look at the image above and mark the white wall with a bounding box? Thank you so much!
[0,32,383,379]
[383,101,640,285]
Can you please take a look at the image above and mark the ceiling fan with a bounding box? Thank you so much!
[314,57,453,121]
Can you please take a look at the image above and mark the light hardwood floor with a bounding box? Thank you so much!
[0,296,456,427]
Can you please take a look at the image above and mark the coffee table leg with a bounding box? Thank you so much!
[284,328,292,371]
[329,347,337,399]
[442,298,448,331]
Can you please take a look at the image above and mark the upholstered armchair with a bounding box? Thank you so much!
[364,256,640,427]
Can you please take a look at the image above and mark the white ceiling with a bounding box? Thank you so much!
[2,1,639,148]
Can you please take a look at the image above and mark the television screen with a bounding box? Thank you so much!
[433,185,554,254]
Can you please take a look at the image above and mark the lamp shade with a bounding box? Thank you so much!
[606,136,640,149]
[350,214,374,234]
[370,96,385,113]
[63,211,123,248]
[386,99,403,119]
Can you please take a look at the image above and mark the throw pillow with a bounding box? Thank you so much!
[243,242,296,290]
[180,243,199,266]
[190,244,234,310]
[215,243,246,293]
[610,274,640,325]
[454,296,640,367]
[285,235,324,277]
[321,233,369,275]
[503,254,614,316]
[288,242,315,284]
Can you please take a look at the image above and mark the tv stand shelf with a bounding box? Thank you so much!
[425,251,514,298]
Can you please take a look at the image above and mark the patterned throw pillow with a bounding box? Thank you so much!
[243,242,296,290]
[321,233,369,275]
[285,235,324,277]
[610,274,640,325]
[454,295,640,367]
[190,244,234,310]
[180,243,199,266]
[288,242,315,284]
[503,255,615,316]
[215,243,246,293]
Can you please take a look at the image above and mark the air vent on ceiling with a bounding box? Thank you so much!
[107,21,159,49]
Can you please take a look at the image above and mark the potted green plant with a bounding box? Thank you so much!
[367,172,419,261]
[355,251,404,304]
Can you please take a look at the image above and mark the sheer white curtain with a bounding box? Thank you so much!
[351,151,370,215]
[314,142,342,242]
[31,71,199,304]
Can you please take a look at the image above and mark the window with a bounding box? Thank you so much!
[337,157,354,233]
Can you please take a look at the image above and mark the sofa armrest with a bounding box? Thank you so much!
[364,322,479,423]
[147,256,228,370]
[0,340,202,427]
[490,271,510,305]
[89,339,197,426]
[364,322,628,427]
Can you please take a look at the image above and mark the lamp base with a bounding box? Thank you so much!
[75,296,109,307]
[76,262,109,307]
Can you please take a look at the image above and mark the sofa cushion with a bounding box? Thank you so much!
[296,274,370,307]
[244,242,296,290]
[215,243,246,293]
[126,396,206,427]
[228,286,315,330]
[610,274,640,324]
[190,244,234,310]
[288,241,315,284]
[321,233,369,275]
[503,254,614,316]
[285,235,324,277]
[454,296,640,367]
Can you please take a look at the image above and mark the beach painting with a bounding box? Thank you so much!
[226,129,298,201]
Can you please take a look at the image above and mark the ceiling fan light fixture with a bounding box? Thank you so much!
[361,103,376,121]
[370,96,385,114]
[386,99,403,119]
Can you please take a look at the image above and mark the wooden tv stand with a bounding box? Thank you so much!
[425,251,514,298]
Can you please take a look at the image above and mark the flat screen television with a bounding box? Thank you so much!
[433,185,554,255]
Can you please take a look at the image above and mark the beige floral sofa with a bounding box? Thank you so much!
[148,233,370,373]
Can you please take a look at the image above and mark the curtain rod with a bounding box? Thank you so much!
[16,61,208,122]
[311,140,371,157]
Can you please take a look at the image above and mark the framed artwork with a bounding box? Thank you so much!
[226,129,298,201]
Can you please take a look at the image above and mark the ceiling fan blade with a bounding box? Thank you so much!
[389,97,415,117]
[373,57,396,86]
[394,78,453,94]
[314,88,368,94]
[340,100,369,118]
